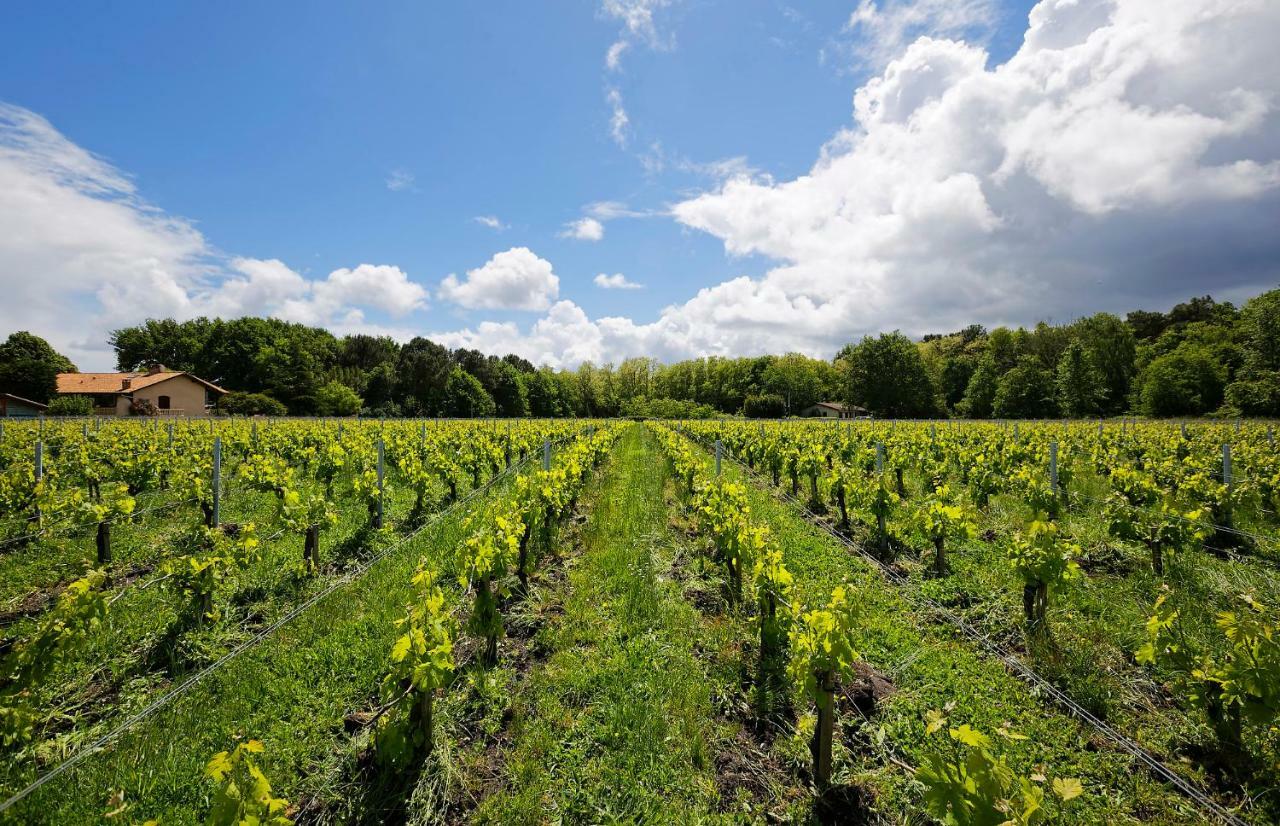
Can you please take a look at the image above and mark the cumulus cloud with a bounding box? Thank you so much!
[438,247,560,311]
[473,214,507,230]
[435,0,1280,368]
[594,272,643,289]
[560,216,606,241]
[0,101,429,368]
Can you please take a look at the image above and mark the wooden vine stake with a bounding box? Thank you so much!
[96,521,112,565]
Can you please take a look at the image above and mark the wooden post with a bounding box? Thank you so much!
[96,521,112,565]
[813,671,835,787]
[875,442,885,474]
[543,439,551,471]
[1222,443,1232,492]
[715,440,723,476]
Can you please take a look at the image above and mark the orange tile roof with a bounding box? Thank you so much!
[55,371,226,395]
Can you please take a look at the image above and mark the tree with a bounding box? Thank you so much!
[993,356,1058,419]
[525,368,563,417]
[442,368,496,417]
[1137,346,1226,417]
[1071,313,1136,414]
[761,353,836,415]
[1056,342,1105,417]
[958,354,999,418]
[490,362,529,417]
[315,381,363,416]
[0,331,76,404]
[363,363,397,410]
[1222,289,1280,416]
[338,334,398,372]
[843,333,939,418]
[396,337,451,415]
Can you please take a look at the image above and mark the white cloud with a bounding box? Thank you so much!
[606,88,630,147]
[606,40,629,71]
[386,168,415,191]
[560,216,606,241]
[434,0,1280,368]
[0,102,430,369]
[601,0,674,48]
[846,0,997,67]
[473,214,507,230]
[594,272,643,289]
[438,247,560,311]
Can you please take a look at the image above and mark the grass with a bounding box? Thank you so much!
[465,424,736,823]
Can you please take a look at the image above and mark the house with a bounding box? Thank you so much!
[801,401,869,419]
[0,393,47,418]
[55,365,226,417]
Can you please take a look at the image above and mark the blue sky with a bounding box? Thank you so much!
[1,0,1276,370]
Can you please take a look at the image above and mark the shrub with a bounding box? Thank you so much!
[314,381,362,417]
[742,393,786,419]
[128,398,158,417]
[1137,347,1225,417]
[46,395,92,417]
[218,392,287,417]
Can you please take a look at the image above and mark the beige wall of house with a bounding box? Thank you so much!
[131,376,211,416]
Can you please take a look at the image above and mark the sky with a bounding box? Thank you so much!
[1,0,1278,371]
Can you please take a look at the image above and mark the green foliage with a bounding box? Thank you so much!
[1138,346,1226,416]
[993,356,1058,419]
[0,570,108,746]
[1008,520,1080,628]
[787,585,860,708]
[376,565,456,767]
[1055,342,1104,417]
[0,331,75,404]
[918,711,1083,825]
[959,354,999,418]
[204,740,292,825]
[46,395,92,416]
[1136,592,1280,748]
[218,391,287,417]
[314,380,362,416]
[742,392,786,418]
[442,367,497,418]
[842,332,939,418]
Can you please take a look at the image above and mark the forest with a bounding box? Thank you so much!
[1,288,1276,419]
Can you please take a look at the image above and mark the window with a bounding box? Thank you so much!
[158,395,171,410]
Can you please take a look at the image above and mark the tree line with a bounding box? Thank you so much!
[0,287,1276,418]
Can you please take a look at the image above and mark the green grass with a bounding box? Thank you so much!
[466,424,737,823]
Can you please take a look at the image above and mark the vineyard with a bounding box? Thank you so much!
[0,417,1276,824]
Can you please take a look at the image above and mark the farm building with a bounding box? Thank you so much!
[0,393,47,418]
[55,365,226,417]
[801,401,868,419]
